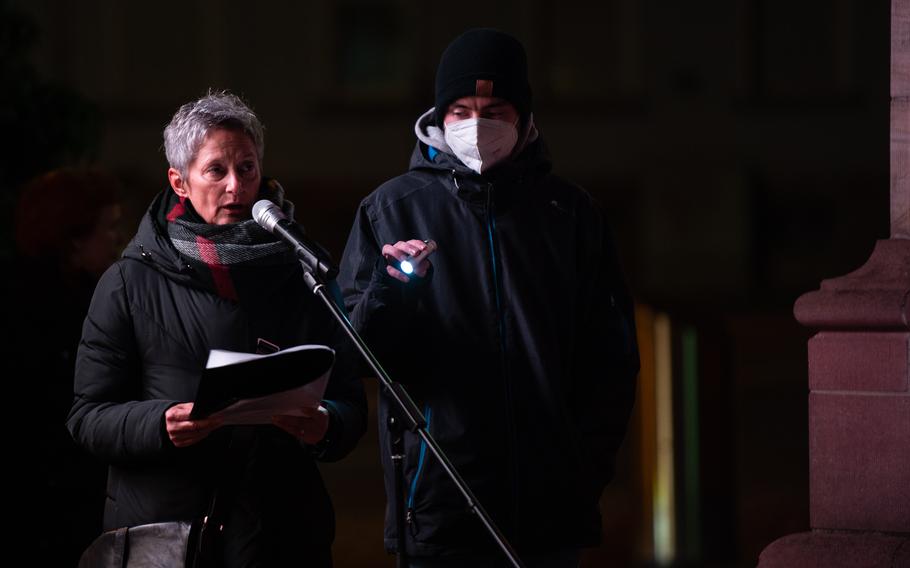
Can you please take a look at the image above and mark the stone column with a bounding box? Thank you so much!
[895,0,910,239]
[758,2,910,566]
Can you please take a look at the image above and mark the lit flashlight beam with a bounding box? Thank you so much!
[400,239,437,275]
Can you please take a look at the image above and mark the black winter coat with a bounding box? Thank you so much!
[338,135,639,556]
[68,189,367,565]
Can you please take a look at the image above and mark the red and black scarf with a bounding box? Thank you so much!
[160,179,298,301]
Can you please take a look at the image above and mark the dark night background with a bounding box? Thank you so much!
[0,1,893,566]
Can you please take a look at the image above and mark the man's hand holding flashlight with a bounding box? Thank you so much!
[382,239,437,283]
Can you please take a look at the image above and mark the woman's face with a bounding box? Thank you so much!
[168,128,261,225]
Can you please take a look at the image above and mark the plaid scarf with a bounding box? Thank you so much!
[161,179,299,301]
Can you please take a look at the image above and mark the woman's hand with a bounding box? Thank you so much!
[165,402,223,448]
[272,406,330,445]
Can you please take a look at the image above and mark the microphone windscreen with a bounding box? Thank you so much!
[252,199,283,232]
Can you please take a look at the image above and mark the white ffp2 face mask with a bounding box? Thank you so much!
[444,118,519,174]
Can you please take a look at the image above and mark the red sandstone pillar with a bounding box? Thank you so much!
[757,2,910,566]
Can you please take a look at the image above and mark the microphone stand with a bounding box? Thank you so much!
[388,413,407,568]
[299,264,525,568]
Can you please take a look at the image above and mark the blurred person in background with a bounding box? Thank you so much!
[4,167,124,566]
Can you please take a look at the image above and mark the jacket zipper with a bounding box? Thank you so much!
[484,184,520,543]
[405,405,432,533]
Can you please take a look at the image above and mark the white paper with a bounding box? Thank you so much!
[203,344,332,426]
[207,372,330,425]
[205,343,329,369]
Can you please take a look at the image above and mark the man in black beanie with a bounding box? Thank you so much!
[339,28,639,567]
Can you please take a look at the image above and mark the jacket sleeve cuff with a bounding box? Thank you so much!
[367,256,433,307]
[310,399,365,462]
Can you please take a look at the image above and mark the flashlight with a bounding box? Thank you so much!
[399,239,437,275]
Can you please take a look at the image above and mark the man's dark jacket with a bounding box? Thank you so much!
[68,189,367,564]
[338,134,639,556]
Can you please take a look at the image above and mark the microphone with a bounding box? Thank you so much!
[252,200,338,280]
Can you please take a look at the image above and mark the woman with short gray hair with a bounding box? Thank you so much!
[164,91,265,179]
[70,91,366,567]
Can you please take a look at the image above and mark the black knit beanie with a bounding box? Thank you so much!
[434,28,532,125]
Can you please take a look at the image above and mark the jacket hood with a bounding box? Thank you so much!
[122,189,196,286]
[121,183,299,297]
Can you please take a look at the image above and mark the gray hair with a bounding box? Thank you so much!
[163,91,265,177]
